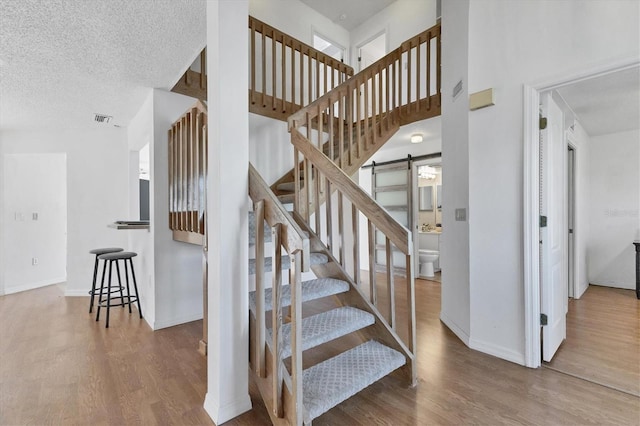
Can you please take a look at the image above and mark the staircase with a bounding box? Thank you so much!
[170,15,442,425]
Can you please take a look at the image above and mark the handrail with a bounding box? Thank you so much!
[168,100,208,245]
[291,130,411,254]
[248,163,307,424]
[249,16,354,122]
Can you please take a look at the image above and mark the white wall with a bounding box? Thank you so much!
[1,127,129,297]
[441,0,640,364]
[249,113,293,184]
[587,129,639,290]
[250,0,350,59]
[440,0,471,346]
[350,0,437,66]
[2,153,67,293]
[151,89,203,329]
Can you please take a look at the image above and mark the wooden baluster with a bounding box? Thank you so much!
[338,192,345,265]
[407,42,412,114]
[317,104,323,151]
[437,26,441,106]
[392,58,397,124]
[352,204,360,285]
[378,64,383,136]
[200,48,206,90]
[363,78,369,151]
[307,49,312,104]
[293,147,300,215]
[272,30,276,111]
[254,200,266,377]
[261,30,266,107]
[188,110,194,231]
[315,52,320,102]
[195,112,201,233]
[168,128,174,229]
[386,237,395,329]
[315,168,321,235]
[328,102,335,161]
[323,60,328,97]
[291,39,295,109]
[201,115,208,231]
[306,114,312,221]
[325,177,333,253]
[371,75,377,146]
[399,51,403,115]
[405,252,417,386]
[290,251,303,426]
[368,219,377,305]
[251,24,256,105]
[281,34,286,113]
[182,116,188,231]
[348,89,353,166]
[385,64,390,131]
[338,97,344,169]
[356,82,362,158]
[271,224,283,418]
[416,38,421,113]
[426,32,431,110]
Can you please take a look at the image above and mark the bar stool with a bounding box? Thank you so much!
[95,251,143,328]
[88,247,123,313]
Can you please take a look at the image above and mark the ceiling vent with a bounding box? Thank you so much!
[94,113,112,124]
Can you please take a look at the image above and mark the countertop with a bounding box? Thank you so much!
[108,220,150,230]
[419,230,442,235]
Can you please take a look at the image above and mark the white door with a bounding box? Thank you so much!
[540,92,568,362]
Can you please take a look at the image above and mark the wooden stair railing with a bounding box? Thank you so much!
[248,163,309,426]
[171,16,355,112]
[249,16,354,121]
[276,23,441,205]
[290,129,417,386]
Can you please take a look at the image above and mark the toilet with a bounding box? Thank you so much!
[418,249,439,278]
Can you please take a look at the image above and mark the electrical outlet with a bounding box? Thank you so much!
[32,257,38,266]
[32,212,38,221]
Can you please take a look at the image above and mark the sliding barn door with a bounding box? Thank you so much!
[371,162,412,272]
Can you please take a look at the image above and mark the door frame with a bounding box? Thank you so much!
[354,28,388,72]
[411,158,442,277]
[522,58,639,368]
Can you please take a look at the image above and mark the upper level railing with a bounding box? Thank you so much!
[168,100,208,245]
[249,16,354,121]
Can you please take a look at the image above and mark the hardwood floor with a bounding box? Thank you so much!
[1,282,639,425]
[544,285,640,397]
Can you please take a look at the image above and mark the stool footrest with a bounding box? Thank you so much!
[98,296,138,308]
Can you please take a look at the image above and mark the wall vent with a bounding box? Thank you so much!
[452,80,463,99]
[94,113,112,124]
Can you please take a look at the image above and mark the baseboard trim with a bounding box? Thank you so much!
[440,312,470,346]
[5,278,66,295]
[469,338,525,366]
[153,312,203,330]
[204,392,252,424]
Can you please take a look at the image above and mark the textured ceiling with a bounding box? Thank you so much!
[0,0,206,129]
[299,0,396,31]
[556,66,640,136]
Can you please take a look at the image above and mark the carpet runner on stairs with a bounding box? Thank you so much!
[266,306,375,358]
[249,277,349,314]
[302,340,405,424]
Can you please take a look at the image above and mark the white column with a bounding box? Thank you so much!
[204,0,252,424]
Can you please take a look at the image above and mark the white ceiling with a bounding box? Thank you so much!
[299,0,397,31]
[0,0,206,129]
[556,66,640,136]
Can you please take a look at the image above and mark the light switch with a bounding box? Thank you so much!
[455,208,467,221]
[32,212,38,221]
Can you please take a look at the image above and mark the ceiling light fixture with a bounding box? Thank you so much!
[418,165,438,180]
[410,133,423,143]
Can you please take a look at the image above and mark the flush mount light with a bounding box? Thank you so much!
[410,133,423,143]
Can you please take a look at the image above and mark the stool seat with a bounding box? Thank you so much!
[98,251,138,261]
[90,247,124,255]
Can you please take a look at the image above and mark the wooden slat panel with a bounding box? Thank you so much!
[254,200,266,378]
[386,237,396,329]
[271,223,283,418]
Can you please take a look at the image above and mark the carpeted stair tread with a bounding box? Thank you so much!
[302,340,405,424]
[276,181,296,192]
[248,252,328,275]
[277,193,295,204]
[249,277,349,314]
[266,307,374,358]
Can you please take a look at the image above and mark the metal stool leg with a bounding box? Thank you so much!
[124,259,133,314]
[105,260,113,328]
[89,254,99,313]
[115,260,125,309]
[95,260,108,322]
[129,258,143,318]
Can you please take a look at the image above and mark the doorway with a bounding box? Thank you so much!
[524,62,640,369]
[356,31,386,72]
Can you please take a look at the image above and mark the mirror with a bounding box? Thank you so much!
[437,184,442,210]
[419,186,433,211]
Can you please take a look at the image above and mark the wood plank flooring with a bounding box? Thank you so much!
[1,281,639,425]
[544,285,640,396]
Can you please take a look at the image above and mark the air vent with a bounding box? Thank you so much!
[94,113,112,124]
[452,80,463,99]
